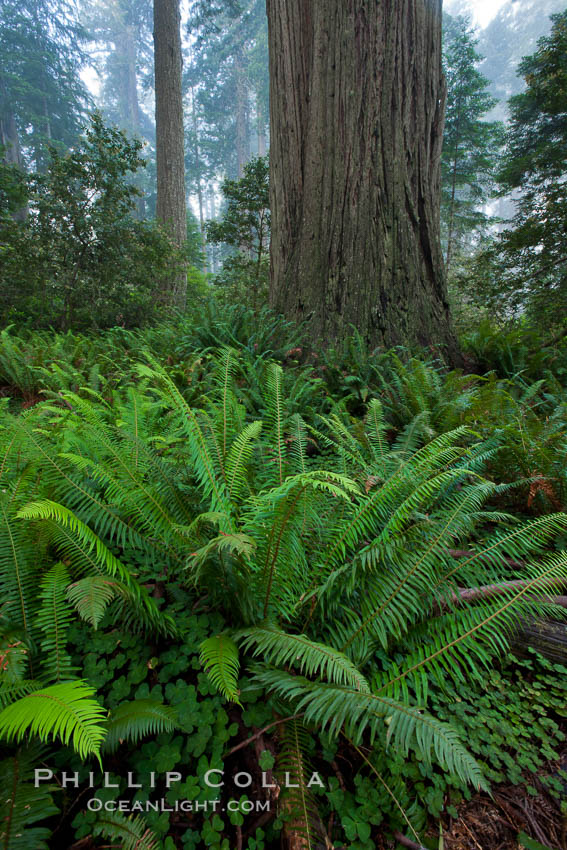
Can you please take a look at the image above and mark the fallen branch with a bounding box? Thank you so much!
[393,832,427,850]
[447,548,525,569]
[456,579,567,606]
[437,551,567,608]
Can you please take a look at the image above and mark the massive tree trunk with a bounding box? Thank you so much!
[266,0,459,361]
[154,0,187,307]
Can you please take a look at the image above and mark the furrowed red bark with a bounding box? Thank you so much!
[266,0,459,362]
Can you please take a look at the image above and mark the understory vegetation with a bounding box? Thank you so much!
[0,307,566,850]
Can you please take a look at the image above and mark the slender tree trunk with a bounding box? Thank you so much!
[0,106,27,221]
[43,97,51,142]
[125,25,140,131]
[154,0,187,307]
[31,88,51,173]
[0,110,22,168]
[235,50,250,177]
[191,88,207,275]
[267,0,460,362]
[207,188,217,272]
[257,93,267,157]
[124,23,146,219]
[445,102,462,277]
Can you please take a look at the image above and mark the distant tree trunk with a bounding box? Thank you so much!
[266,0,460,362]
[154,0,187,307]
[235,50,250,177]
[124,25,140,131]
[0,105,27,221]
[257,93,267,157]
[190,87,207,275]
[124,23,146,218]
[207,188,217,273]
[445,107,462,278]
[0,110,22,168]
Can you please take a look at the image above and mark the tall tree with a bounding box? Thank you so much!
[442,14,504,276]
[478,0,565,120]
[186,0,268,179]
[83,0,155,217]
[84,0,154,140]
[0,0,89,171]
[153,0,187,306]
[266,0,459,360]
[487,10,567,324]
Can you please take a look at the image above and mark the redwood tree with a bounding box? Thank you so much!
[154,0,186,307]
[266,0,459,359]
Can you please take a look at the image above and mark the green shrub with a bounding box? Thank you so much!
[0,114,185,331]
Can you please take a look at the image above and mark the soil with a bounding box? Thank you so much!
[436,750,567,850]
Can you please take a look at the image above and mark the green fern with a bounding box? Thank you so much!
[253,668,486,788]
[16,499,172,635]
[91,812,160,850]
[36,563,75,682]
[0,747,60,850]
[137,357,231,513]
[103,699,179,753]
[225,420,262,500]
[66,575,118,629]
[264,362,286,485]
[199,634,241,704]
[0,475,37,635]
[277,719,324,850]
[0,681,107,761]
[2,331,567,845]
[236,625,369,692]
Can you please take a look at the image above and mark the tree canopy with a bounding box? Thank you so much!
[441,14,504,276]
[483,11,567,322]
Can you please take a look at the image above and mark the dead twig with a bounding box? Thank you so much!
[224,713,303,758]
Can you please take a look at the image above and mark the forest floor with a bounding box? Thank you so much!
[437,748,567,850]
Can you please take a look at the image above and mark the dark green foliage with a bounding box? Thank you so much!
[462,320,567,382]
[0,0,90,169]
[474,11,567,324]
[0,747,60,850]
[206,155,270,308]
[174,302,303,360]
[322,651,566,842]
[433,652,566,791]
[0,155,27,222]
[0,114,185,330]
